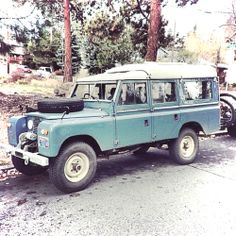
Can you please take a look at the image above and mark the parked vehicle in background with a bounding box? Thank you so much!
[9,65,32,82]
[0,63,220,193]
[15,67,25,74]
[36,67,52,78]
[220,92,236,137]
[218,64,236,136]
[17,65,32,73]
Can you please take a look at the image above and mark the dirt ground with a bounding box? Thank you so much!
[0,92,43,165]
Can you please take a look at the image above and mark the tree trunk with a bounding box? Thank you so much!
[63,0,72,82]
[145,0,161,61]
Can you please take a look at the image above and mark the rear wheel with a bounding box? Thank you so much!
[169,128,199,164]
[49,142,97,193]
[11,156,47,176]
[220,97,235,126]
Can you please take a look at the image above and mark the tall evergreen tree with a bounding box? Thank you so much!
[12,0,201,71]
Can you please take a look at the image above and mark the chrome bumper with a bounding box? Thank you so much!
[0,143,49,167]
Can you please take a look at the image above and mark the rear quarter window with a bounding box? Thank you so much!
[182,79,213,103]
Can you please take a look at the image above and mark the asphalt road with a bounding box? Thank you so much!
[1,135,236,236]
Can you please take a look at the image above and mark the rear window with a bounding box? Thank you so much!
[183,80,212,101]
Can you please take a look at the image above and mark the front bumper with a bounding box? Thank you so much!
[0,143,49,167]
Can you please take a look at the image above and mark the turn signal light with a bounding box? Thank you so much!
[41,129,49,136]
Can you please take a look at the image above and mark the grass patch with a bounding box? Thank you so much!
[0,78,62,96]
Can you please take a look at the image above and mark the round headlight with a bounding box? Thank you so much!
[27,119,34,130]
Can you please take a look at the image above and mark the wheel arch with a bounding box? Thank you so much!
[180,122,204,134]
[59,135,102,156]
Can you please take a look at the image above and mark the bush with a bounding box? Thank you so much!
[27,74,42,81]
[9,71,25,83]
[54,69,64,75]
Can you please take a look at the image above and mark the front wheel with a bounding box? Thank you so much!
[169,128,199,165]
[49,142,97,193]
[11,156,47,176]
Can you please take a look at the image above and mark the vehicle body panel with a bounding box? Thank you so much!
[38,115,115,157]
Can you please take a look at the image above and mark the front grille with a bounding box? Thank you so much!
[27,116,42,134]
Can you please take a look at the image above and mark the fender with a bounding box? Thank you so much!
[37,116,115,157]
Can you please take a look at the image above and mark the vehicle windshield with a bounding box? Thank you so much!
[72,82,117,100]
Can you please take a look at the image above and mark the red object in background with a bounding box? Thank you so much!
[16,67,24,73]
[17,65,32,73]
[8,55,24,64]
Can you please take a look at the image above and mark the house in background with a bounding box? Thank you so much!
[0,23,25,75]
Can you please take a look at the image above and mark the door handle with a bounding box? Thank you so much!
[144,119,149,127]
[174,114,179,120]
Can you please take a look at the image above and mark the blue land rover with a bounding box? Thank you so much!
[0,63,220,193]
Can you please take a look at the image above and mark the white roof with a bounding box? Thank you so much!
[76,62,216,83]
[76,70,148,82]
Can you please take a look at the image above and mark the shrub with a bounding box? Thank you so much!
[9,71,25,83]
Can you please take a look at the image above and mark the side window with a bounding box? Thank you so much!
[118,82,147,105]
[202,81,212,99]
[152,81,176,103]
[183,80,212,101]
[72,84,93,98]
[91,83,117,99]
[107,85,116,100]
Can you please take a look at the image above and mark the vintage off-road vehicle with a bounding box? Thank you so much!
[0,63,220,193]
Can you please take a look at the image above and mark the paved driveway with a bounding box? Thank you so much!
[1,135,236,236]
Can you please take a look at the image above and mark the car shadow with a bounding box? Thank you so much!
[0,149,173,195]
[95,149,173,182]
[0,135,235,195]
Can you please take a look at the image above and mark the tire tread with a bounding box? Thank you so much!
[37,98,84,113]
[49,142,97,193]
[169,128,199,165]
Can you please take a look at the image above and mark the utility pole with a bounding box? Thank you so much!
[64,0,72,82]
[145,0,161,61]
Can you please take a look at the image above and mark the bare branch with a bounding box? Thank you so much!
[136,0,149,21]
[0,6,36,20]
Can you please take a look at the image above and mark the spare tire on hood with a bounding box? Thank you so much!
[37,98,84,113]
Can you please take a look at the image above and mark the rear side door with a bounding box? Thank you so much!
[151,80,181,141]
[114,81,152,148]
